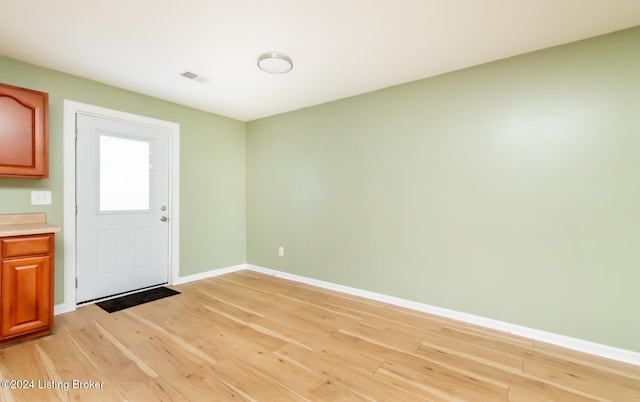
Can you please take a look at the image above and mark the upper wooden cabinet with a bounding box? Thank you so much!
[0,82,49,178]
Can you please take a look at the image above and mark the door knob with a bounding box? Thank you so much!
[160,216,168,222]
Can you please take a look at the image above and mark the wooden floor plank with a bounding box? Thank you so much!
[277,334,386,376]
[309,380,373,401]
[440,325,534,357]
[533,340,640,381]
[340,321,424,354]
[414,341,599,401]
[120,377,190,402]
[211,357,308,401]
[419,329,525,369]
[33,334,124,401]
[328,364,431,402]
[523,352,640,400]
[122,310,222,368]
[0,270,638,402]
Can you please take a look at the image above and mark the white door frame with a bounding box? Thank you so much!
[58,100,180,314]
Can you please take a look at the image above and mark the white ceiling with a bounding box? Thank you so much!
[1,1,639,121]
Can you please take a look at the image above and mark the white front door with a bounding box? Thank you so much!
[76,113,170,303]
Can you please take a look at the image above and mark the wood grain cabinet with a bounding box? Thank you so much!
[0,233,54,346]
[0,82,49,178]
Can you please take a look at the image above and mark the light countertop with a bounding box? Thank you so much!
[0,213,62,237]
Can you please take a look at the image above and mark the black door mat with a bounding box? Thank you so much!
[96,286,180,313]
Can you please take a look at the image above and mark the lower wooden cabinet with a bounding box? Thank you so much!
[0,233,54,346]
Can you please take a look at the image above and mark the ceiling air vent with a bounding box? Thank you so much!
[180,71,207,83]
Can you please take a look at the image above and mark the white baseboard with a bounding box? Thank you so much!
[171,264,247,285]
[54,302,76,316]
[246,264,640,367]
[55,262,640,366]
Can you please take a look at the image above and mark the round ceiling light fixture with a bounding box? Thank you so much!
[257,52,293,74]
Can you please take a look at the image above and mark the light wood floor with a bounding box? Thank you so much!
[0,270,639,401]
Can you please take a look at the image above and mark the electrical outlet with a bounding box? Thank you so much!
[31,191,52,205]
[278,246,284,257]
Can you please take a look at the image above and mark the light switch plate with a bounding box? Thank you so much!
[31,191,52,205]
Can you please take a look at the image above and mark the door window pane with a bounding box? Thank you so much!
[99,134,150,211]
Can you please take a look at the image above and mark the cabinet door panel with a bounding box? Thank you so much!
[0,96,33,166]
[0,82,49,178]
[1,256,52,338]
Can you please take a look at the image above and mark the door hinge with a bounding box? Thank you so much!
[75,277,78,289]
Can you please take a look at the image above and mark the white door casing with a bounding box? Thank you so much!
[76,114,169,302]
[60,101,180,313]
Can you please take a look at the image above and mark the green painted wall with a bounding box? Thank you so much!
[247,27,640,352]
[3,26,639,353]
[0,56,247,305]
